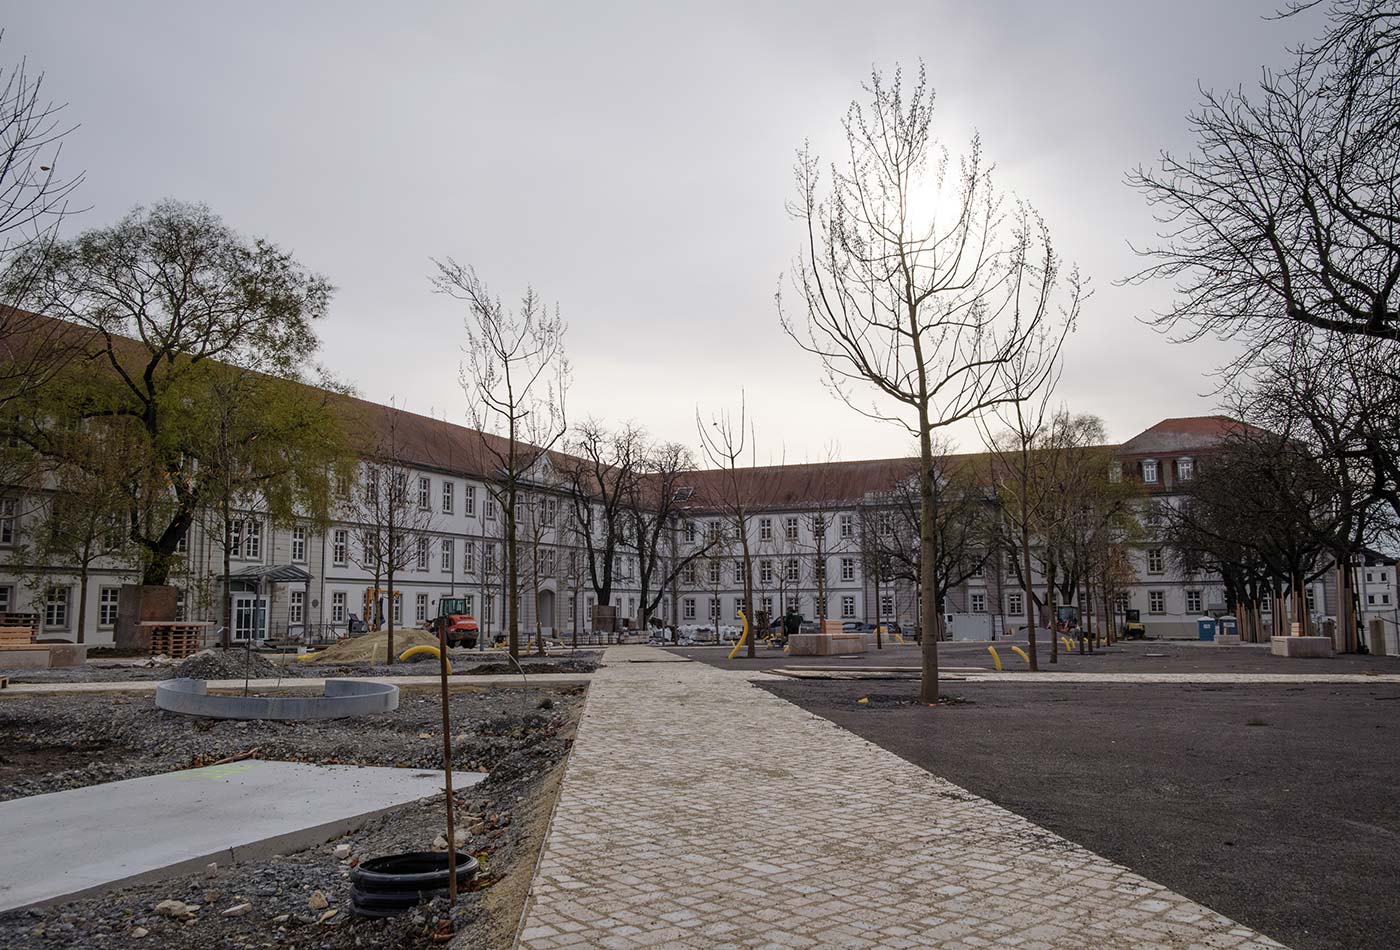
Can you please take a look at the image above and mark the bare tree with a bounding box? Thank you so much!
[781,64,1083,701]
[345,407,437,663]
[696,394,764,656]
[0,34,85,414]
[1128,2,1399,352]
[559,420,643,629]
[627,439,710,637]
[433,261,569,659]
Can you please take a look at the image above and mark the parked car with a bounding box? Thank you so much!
[842,621,873,633]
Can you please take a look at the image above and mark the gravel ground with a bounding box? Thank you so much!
[1,649,600,684]
[759,677,1400,950]
[0,685,583,948]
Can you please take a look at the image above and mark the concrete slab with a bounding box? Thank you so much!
[0,672,593,697]
[0,759,485,912]
[1271,636,1335,658]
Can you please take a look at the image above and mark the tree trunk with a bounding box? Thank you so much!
[387,563,396,664]
[76,569,89,645]
[222,514,233,649]
[506,484,519,659]
[1019,494,1039,672]
[917,423,940,704]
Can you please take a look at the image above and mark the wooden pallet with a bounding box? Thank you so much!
[148,625,203,660]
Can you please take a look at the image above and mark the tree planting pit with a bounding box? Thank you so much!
[154,676,399,720]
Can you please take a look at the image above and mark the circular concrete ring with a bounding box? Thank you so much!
[155,677,399,720]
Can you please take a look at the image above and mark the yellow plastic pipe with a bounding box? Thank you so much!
[986,645,1002,671]
[399,644,452,673]
[727,610,751,660]
[295,651,322,663]
[1010,645,1030,665]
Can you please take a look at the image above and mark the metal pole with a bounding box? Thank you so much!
[437,614,458,907]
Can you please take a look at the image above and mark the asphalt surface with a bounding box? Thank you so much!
[667,638,1400,675]
[757,676,1400,950]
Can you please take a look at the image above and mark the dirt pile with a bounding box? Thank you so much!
[310,629,440,665]
[175,649,294,681]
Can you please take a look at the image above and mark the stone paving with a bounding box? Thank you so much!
[518,646,1286,949]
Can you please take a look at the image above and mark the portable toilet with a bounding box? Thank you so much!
[1196,616,1218,641]
[1218,615,1238,638]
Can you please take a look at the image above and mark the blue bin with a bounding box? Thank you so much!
[1196,617,1217,641]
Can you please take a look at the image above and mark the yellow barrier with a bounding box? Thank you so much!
[398,644,452,673]
[986,645,1003,672]
[295,651,322,663]
[727,610,751,660]
[1060,636,1074,653]
[1010,645,1030,665]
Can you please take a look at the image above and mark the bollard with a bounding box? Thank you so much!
[1010,645,1030,665]
[987,645,1003,672]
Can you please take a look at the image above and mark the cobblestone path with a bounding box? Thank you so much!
[518,646,1284,949]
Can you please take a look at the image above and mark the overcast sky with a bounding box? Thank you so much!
[9,1,1322,463]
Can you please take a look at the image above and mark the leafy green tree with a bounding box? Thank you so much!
[2,200,332,585]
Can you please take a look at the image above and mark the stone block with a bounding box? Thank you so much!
[1212,634,1242,646]
[45,643,89,667]
[0,648,50,669]
[1269,636,1334,658]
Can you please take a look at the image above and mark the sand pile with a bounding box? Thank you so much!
[311,628,441,665]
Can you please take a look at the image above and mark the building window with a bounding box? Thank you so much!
[970,592,986,613]
[290,526,307,563]
[784,516,799,542]
[703,560,718,585]
[709,597,721,620]
[971,561,985,579]
[840,558,855,582]
[733,559,744,584]
[229,519,263,560]
[760,560,774,584]
[785,559,799,582]
[1147,548,1165,574]
[1116,592,1130,613]
[683,520,695,543]
[289,590,305,625]
[878,511,893,536]
[0,497,15,545]
[441,538,454,573]
[1149,590,1165,614]
[415,592,428,622]
[734,599,746,619]
[839,513,853,538]
[464,485,476,515]
[464,541,475,574]
[1261,590,1273,613]
[416,536,430,571]
[99,587,120,628]
[1306,587,1316,612]
[707,520,721,542]
[543,497,557,527]
[1142,459,1159,483]
[331,591,346,623]
[880,594,894,618]
[682,562,696,585]
[683,597,696,620]
[841,595,855,618]
[1177,457,1194,481]
[44,586,69,630]
[442,481,455,514]
[1007,592,1023,616]
[418,476,431,510]
[1186,589,1202,614]
[485,497,497,520]
[332,529,348,566]
[393,595,402,625]
[759,518,772,542]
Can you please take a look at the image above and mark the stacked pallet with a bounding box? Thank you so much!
[146,623,204,659]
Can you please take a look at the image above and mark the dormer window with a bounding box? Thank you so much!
[1177,457,1194,481]
[1142,459,1159,483]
